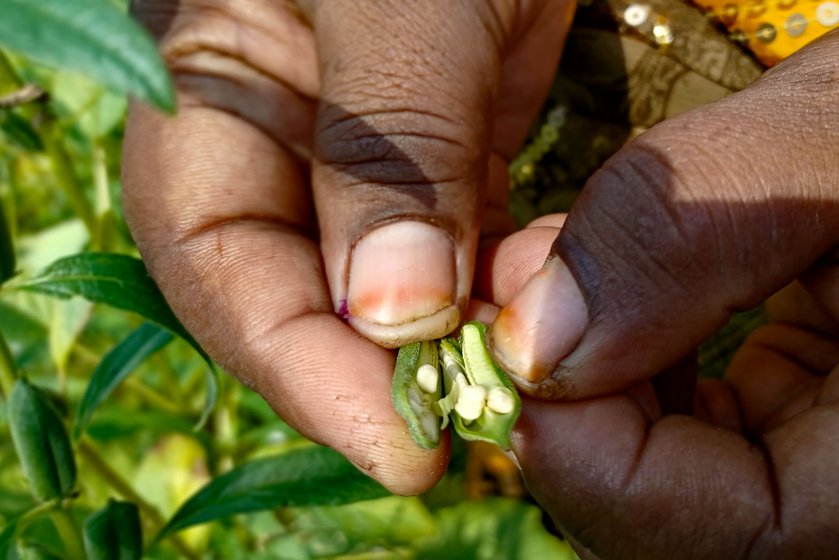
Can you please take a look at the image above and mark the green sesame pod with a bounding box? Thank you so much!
[446,321,521,450]
[83,500,143,560]
[7,380,77,501]
[391,340,441,449]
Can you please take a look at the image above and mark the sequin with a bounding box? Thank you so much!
[693,0,839,65]
[816,1,839,25]
[653,21,675,44]
[625,4,651,26]
[722,3,740,24]
[747,2,768,17]
[756,21,778,40]
[784,12,808,35]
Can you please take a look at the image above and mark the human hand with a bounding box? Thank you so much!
[122,0,573,494]
[482,32,839,557]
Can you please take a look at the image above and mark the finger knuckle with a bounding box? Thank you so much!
[315,104,481,189]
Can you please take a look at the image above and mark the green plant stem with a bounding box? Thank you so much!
[78,440,202,560]
[91,141,113,252]
[0,329,16,397]
[40,124,96,234]
[50,507,86,560]
[0,51,95,235]
[123,376,185,415]
[10,498,61,540]
[213,375,237,474]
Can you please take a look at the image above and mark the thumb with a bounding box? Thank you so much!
[304,1,523,347]
[490,35,839,398]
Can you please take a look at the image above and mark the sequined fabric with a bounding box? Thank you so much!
[691,0,839,65]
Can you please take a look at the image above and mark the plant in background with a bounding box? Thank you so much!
[0,1,576,558]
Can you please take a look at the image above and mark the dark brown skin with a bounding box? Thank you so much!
[123,1,839,556]
[484,32,839,559]
[123,0,572,494]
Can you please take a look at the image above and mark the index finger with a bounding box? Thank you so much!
[123,0,447,494]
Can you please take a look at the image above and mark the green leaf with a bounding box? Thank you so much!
[86,407,212,453]
[51,72,128,139]
[0,499,63,560]
[83,500,142,560]
[18,253,191,344]
[0,197,15,286]
[0,302,48,370]
[7,381,76,501]
[16,220,89,274]
[73,323,173,439]
[0,110,43,152]
[0,517,19,560]
[286,496,436,555]
[48,297,92,375]
[158,446,390,539]
[0,489,34,520]
[20,252,218,431]
[0,0,174,111]
[415,499,576,560]
[195,363,219,431]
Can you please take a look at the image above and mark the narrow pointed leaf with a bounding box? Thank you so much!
[0,0,174,111]
[0,110,43,152]
[74,323,173,439]
[0,518,18,560]
[18,253,191,344]
[7,380,76,501]
[20,253,218,429]
[157,446,390,539]
[83,500,142,560]
[0,198,15,285]
[194,364,219,432]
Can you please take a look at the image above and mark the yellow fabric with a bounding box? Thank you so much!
[692,0,839,65]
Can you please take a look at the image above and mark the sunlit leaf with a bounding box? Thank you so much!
[19,253,191,344]
[51,72,128,139]
[7,381,76,501]
[20,253,218,430]
[414,499,576,560]
[48,297,92,374]
[0,0,174,111]
[157,446,390,539]
[16,220,88,274]
[83,500,142,560]
[74,323,173,439]
[282,496,436,556]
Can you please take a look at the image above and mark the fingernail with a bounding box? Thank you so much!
[490,256,587,384]
[348,221,456,326]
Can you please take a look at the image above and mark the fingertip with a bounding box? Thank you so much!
[350,432,451,496]
[490,256,588,387]
[252,314,451,495]
[475,224,559,306]
[345,221,463,347]
[525,213,567,229]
